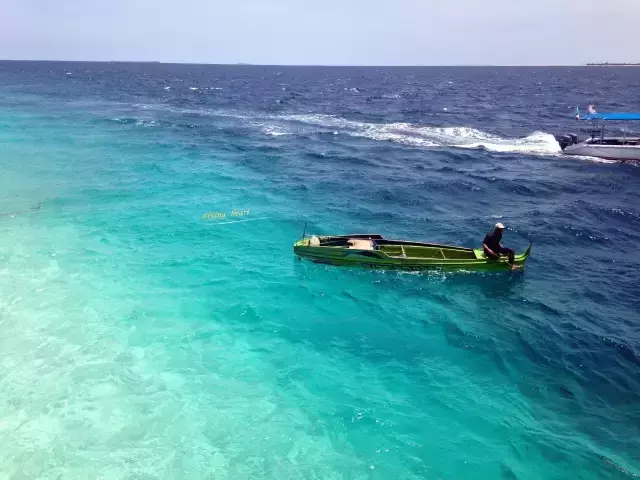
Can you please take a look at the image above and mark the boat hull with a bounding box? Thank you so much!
[563,142,640,161]
[294,235,531,272]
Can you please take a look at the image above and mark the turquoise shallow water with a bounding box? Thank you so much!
[0,63,639,479]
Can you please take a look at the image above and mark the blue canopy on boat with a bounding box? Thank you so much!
[581,112,640,121]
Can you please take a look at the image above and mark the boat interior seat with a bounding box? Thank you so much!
[474,249,487,260]
[347,238,373,250]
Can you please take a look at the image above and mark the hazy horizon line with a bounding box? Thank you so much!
[1,59,639,68]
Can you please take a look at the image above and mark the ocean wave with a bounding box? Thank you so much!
[559,154,635,166]
[262,126,292,137]
[111,117,160,127]
[122,103,561,155]
[267,113,561,155]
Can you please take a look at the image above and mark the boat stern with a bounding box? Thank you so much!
[473,244,532,270]
[514,243,532,268]
[555,133,579,151]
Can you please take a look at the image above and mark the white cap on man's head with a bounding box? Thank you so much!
[495,223,505,229]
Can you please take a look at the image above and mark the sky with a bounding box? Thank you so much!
[0,0,639,65]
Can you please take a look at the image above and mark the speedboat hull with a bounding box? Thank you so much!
[561,141,640,161]
[294,234,531,272]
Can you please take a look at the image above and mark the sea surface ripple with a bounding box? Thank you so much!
[0,62,639,479]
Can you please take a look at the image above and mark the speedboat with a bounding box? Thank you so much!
[293,234,531,271]
[556,112,640,162]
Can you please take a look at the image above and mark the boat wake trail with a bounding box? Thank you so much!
[263,113,562,155]
[121,104,561,156]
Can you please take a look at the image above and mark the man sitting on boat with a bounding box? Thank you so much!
[483,223,519,271]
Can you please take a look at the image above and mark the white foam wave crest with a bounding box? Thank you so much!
[561,155,623,165]
[271,113,561,155]
[261,126,292,137]
[126,104,561,156]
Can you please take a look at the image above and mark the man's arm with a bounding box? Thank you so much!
[483,243,498,258]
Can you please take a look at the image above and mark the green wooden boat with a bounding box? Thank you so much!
[294,234,531,271]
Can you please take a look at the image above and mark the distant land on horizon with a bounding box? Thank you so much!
[586,62,640,66]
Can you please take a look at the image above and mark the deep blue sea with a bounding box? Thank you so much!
[0,62,639,479]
